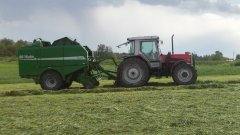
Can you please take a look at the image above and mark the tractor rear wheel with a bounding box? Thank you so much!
[172,64,197,85]
[117,58,149,87]
[40,71,63,90]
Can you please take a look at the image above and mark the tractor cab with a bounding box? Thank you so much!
[127,36,160,61]
[118,36,161,68]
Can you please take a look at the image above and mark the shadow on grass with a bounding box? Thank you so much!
[2,79,240,97]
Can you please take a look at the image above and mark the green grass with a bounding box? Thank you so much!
[196,61,240,76]
[1,60,240,134]
[0,77,240,134]
[0,61,33,84]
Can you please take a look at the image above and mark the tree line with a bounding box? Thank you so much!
[0,38,29,57]
[1,38,240,61]
[193,51,225,61]
[193,51,240,61]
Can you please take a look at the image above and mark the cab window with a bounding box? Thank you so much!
[140,41,158,60]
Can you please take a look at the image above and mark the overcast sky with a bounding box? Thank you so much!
[0,0,240,58]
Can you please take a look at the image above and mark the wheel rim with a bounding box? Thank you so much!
[46,77,57,88]
[123,67,142,83]
[177,68,193,83]
[127,68,140,79]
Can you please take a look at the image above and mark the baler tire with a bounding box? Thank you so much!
[172,64,197,85]
[40,71,63,90]
[117,58,149,87]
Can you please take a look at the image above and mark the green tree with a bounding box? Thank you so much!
[0,38,28,57]
[0,38,14,56]
[210,51,224,61]
[96,44,115,59]
[236,54,240,60]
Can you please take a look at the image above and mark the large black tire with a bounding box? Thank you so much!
[40,71,63,90]
[117,58,149,87]
[172,64,197,85]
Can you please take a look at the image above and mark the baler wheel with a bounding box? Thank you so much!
[40,71,63,90]
[117,58,149,87]
[172,63,197,85]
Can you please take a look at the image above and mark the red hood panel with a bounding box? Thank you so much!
[161,54,192,63]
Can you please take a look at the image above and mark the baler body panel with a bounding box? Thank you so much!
[19,46,40,77]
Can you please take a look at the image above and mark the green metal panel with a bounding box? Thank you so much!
[18,46,40,77]
[63,45,88,66]
[63,45,89,76]
[40,45,63,67]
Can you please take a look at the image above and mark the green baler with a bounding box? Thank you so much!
[18,37,116,90]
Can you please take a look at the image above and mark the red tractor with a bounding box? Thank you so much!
[116,35,197,87]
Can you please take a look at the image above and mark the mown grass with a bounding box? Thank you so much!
[0,77,240,134]
[1,76,240,97]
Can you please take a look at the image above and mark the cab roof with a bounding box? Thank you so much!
[127,36,159,41]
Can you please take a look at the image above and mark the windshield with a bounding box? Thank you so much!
[140,41,159,60]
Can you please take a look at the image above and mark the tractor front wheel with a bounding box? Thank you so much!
[40,71,63,90]
[172,64,197,85]
[117,58,149,87]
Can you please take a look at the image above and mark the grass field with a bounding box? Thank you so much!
[0,60,240,134]
[0,61,33,84]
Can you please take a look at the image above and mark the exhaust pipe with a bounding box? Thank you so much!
[171,34,174,54]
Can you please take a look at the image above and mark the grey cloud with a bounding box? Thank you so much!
[1,0,240,22]
[139,0,240,14]
[138,0,180,6]
[0,0,124,21]
[0,0,94,21]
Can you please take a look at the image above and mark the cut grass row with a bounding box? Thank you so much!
[1,75,240,93]
[0,76,240,134]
